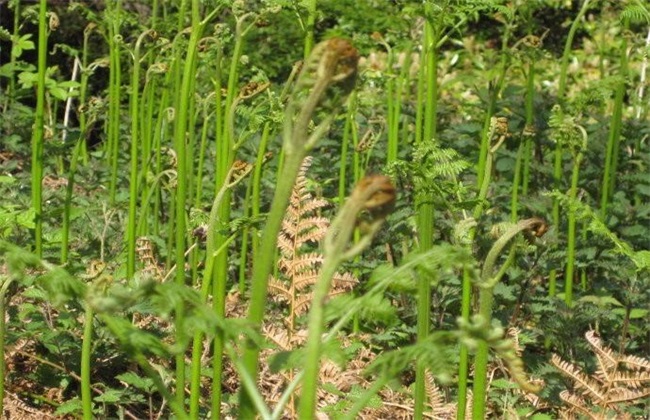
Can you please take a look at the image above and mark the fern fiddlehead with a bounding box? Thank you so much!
[299,175,396,419]
[239,38,358,418]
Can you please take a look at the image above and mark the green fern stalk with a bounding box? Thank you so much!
[188,159,241,419]
[62,25,95,262]
[550,0,592,297]
[564,126,587,306]
[126,30,154,280]
[72,80,93,416]
[339,100,353,205]
[303,0,317,58]
[299,175,394,419]
[172,1,218,409]
[515,49,538,216]
[0,277,13,417]
[150,84,171,238]
[237,179,253,293]
[61,127,85,264]
[194,102,215,208]
[389,45,412,164]
[251,64,300,260]
[385,43,396,163]
[471,218,546,419]
[81,302,94,420]
[476,12,513,189]
[106,0,123,204]
[458,119,503,418]
[414,14,438,420]
[522,56,536,197]
[457,266,472,419]
[241,151,308,417]
[510,139,524,222]
[209,12,255,419]
[30,0,48,258]
[599,24,628,219]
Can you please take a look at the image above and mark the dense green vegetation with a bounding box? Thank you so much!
[0,0,649,418]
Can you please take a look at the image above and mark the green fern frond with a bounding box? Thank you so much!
[547,105,587,154]
[620,4,650,24]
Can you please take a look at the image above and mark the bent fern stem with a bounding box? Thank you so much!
[472,217,547,419]
[299,175,395,419]
[239,38,359,417]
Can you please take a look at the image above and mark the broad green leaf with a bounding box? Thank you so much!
[116,372,155,392]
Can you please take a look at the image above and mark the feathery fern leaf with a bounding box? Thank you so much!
[554,330,650,417]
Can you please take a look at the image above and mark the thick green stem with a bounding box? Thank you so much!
[0,278,13,417]
[458,131,502,418]
[240,152,306,417]
[303,0,317,58]
[550,0,592,297]
[565,127,587,307]
[240,39,359,417]
[299,176,393,419]
[210,14,253,419]
[172,1,213,409]
[522,55,536,197]
[107,1,123,204]
[126,30,153,280]
[81,304,94,420]
[599,27,628,219]
[298,258,343,418]
[31,0,48,258]
[414,16,438,420]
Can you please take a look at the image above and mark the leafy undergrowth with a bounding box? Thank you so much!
[1,0,649,419]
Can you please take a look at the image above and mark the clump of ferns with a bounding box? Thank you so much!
[387,139,470,201]
[552,330,650,419]
[386,139,471,240]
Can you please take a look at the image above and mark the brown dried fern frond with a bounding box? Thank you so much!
[558,390,595,418]
[585,330,618,374]
[268,156,358,318]
[424,370,456,419]
[620,354,650,371]
[552,354,606,402]
[605,386,650,404]
[3,391,56,419]
[135,236,164,281]
[259,157,361,416]
[554,330,650,418]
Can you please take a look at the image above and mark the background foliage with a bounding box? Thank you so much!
[0,0,649,418]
